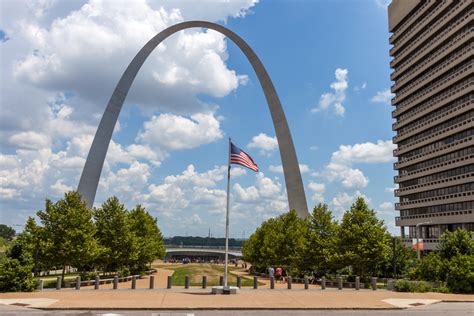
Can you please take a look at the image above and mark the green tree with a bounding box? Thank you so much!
[243,210,307,275]
[0,224,16,241]
[8,217,49,276]
[337,197,391,279]
[94,196,138,273]
[0,257,37,292]
[299,204,338,276]
[437,228,473,260]
[128,205,165,272]
[411,252,446,282]
[383,237,417,278]
[37,191,100,282]
[446,254,474,294]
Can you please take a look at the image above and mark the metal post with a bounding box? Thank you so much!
[237,276,241,289]
[253,276,258,289]
[202,276,207,289]
[113,276,118,289]
[149,275,155,289]
[371,277,377,291]
[56,276,61,290]
[95,276,100,290]
[131,275,136,289]
[321,276,326,290]
[38,279,44,291]
[337,277,343,290]
[224,138,232,288]
[270,276,275,289]
[75,276,80,290]
[355,276,360,290]
[287,276,292,290]
[167,276,172,289]
[304,276,309,290]
[392,237,397,277]
[185,276,190,289]
[219,276,224,286]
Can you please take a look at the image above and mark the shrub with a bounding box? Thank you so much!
[79,271,97,281]
[446,254,474,294]
[395,279,433,292]
[0,257,36,292]
[117,267,131,278]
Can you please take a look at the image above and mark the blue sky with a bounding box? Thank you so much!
[0,0,398,237]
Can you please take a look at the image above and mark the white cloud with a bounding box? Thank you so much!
[137,112,223,151]
[354,82,367,91]
[371,88,394,105]
[247,133,278,155]
[321,140,395,189]
[308,181,325,203]
[331,190,370,217]
[374,0,391,9]
[379,201,393,212]
[312,68,348,116]
[269,164,310,174]
[385,185,398,193]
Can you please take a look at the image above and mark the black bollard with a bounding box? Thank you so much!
[337,277,342,290]
[270,276,275,289]
[219,276,224,286]
[304,276,309,290]
[185,276,190,289]
[167,275,172,289]
[237,276,241,289]
[95,276,100,290]
[113,275,118,290]
[56,276,61,290]
[371,277,377,291]
[287,276,292,289]
[202,275,207,289]
[75,276,81,290]
[38,279,44,291]
[355,276,360,290]
[149,275,155,289]
[253,276,258,289]
[131,275,137,289]
[321,276,326,290]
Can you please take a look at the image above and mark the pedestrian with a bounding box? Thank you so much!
[268,266,275,279]
[282,268,288,284]
[275,266,282,283]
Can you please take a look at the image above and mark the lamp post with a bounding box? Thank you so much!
[416,221,432,259]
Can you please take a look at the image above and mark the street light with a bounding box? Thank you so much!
[416,221,432,259]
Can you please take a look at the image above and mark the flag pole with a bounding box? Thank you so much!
[224,137,231,288]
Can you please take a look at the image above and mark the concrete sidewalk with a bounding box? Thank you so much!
[0,287,472,310]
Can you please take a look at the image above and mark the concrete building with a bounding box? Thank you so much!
[388,0,473,251]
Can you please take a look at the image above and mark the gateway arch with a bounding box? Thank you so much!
[78,21,309,217]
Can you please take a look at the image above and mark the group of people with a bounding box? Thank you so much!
[268,266,288,283]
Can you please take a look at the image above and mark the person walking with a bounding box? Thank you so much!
[275,266,282,283]
[268,266,275,279]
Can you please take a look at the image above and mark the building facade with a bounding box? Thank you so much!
[388,0,473,251]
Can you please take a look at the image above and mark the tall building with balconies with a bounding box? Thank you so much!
[388,0,473,253]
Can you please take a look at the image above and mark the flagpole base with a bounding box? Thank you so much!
[211,286,240,295]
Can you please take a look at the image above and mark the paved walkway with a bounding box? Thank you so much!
[0,287,472,310]
[1,267,472,310]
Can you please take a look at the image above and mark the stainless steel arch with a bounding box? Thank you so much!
[77,21,309,217]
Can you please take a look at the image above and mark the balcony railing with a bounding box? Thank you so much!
[394,136,473,169]
[395,209,473,222]
[394,154,474,182]
[395,172,474,196]
[395,190,473,209]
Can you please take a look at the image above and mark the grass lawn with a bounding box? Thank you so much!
[154,263,262,287]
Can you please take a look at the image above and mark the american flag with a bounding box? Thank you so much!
[230,142,259,172]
